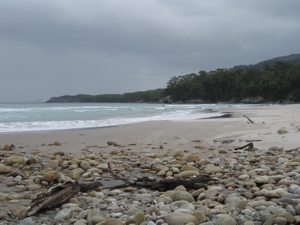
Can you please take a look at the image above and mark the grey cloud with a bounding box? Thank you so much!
[1,0,300,102]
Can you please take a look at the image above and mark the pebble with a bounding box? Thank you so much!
[54,208,71,221]
[165,212,198,225]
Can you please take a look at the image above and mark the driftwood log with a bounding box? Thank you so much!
[107,163,217,189]
[27,163,217,216]
[27,179,102,216]
[243,115,255,123]
[234,143,254,151]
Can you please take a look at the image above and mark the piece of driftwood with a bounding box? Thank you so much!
[27,164,217,216]
[243,115,255,123]
[285,147,300,153]
[279,198,300,206]
[27,181,80,216]
[27,179,102,216]
[108,163,218,190]
[234,143,254,151]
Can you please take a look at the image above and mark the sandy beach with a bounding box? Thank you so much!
[1,104,300,224]
[1,104,299,155]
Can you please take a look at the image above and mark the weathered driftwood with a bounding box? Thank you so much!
[243,115,255,123]
[234,143,254,151]
[279,198,300,206]
[27,163,217,216]
[285,147,300,153]
[27,179,102,216]
[27,182,80,216]
[108,163,218,190]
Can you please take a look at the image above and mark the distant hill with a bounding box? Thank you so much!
[46,53,300,103]
[231,53,300,70]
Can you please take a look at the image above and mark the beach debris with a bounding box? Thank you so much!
[213,138,235,143]
[191,139,204,143]
[1,144,15,151]
[27,178,102,216]
[107,141,119,146]
[48,141,61,146]
[234,142,254,151]
[243,115,255,123]
[108,163,217,190]
[285,146,300,152]
[239,139,262,142]
[277,128,288,134]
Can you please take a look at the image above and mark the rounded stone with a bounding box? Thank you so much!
[165,212,197,225]
[204,165,222,173]
[296,203,300,215]
[97,163,109,171]
[181,165,199,172]
[166,190,194,202]
[273,216,287,225]
[45,160,59,169]
[190,210,207,223]
[80,160,91,170]
[10,206,28,219]
[27,184,41,191]
[172,149,184,157]
[0,164,10,174]
[178,171,200,178]
[6,156,26,166]
[215,214,237,225]
[74,219,88,225]
[99,218,123,225]
[133,211,145,224]
[187,154,200,162]
[54,208,71,221]
[43,170,59,181]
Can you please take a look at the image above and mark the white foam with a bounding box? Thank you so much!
[0,111,223,133]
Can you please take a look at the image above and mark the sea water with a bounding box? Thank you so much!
[0,102,247,133]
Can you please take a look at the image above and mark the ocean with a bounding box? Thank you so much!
[0,102,250,133]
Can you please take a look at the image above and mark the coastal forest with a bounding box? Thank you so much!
[46,54,300,104]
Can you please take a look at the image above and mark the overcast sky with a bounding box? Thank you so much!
[1,0,300,102]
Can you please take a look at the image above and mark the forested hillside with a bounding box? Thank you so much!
[164,61,300,103]
[46,89,164,103]
[46,53,300,104]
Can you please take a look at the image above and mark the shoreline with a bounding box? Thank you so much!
[1,104,299,154]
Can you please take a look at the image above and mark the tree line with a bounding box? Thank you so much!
[164,61,300,103]
[46,61,300,103]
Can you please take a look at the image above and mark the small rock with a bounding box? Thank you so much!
[173,149,184,157]
[166,190,194,202]
[187,154,200,162]
[45,160,59,169]
[277,129,288,134]
[53,151,65,156]
[6,156,26,166]
[80,160,91,170]
[215,214,237,225]
[107,141,119,146]
[100,218,123,225]
[17,217,35,225]
[26,158,37,164]
[165,212,197,225]
[54,208,71,221]
[53,141,61,146]
[0,164,10,174]
[43,170,59,181]
[133,211,145,224]
[178,171,199,178]
[204,165,222,173]
[10,206,28,220]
